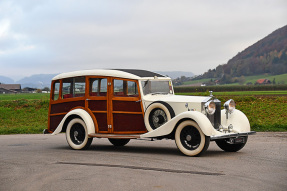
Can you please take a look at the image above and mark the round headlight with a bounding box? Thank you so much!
[224,99,236,113]
[204,101,216,115]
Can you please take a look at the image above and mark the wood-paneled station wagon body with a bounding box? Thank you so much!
[46,69,255,156]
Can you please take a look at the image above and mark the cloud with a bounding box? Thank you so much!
[0,0,287,80]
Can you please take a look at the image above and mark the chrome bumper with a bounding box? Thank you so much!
[210,131,256,141]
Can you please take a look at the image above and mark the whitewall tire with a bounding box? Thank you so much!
[66,118,93,150]
[144,102,174,132]
[175,120,210,156]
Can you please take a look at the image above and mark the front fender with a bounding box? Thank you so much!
[221,109,250,133]
[52,109,95,136]
[140,111,215,138]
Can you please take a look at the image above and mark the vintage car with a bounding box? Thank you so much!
[46,69,255,156]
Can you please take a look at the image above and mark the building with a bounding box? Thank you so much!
[0,84,21,94]
[255,79,271,85]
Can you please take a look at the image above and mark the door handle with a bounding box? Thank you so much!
[136,100,141,102]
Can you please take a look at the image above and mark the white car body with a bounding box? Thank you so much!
[48,69,255,156]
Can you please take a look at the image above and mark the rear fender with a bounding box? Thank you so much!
[52,109,95,136]
[140,111,215,138]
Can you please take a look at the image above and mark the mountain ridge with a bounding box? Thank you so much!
[196,25,287,83]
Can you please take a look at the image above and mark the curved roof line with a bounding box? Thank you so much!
[52,69,168,80]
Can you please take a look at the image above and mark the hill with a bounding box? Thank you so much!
[196,25,287,84]
[0,76,14,84]
[156,71,194,79]
[16,74,57,89]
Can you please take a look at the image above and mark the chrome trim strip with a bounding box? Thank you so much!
[210,131,256,141]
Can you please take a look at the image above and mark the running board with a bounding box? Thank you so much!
[88,133,141,139]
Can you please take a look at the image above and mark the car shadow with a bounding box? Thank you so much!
[52,143,241,157]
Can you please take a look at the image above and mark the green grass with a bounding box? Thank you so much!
[0,93,50,101]
[176,91,287,96]
[0,93,286,134]
[0,99,49,134]
[183,73,287,86]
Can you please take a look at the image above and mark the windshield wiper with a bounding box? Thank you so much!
[143,80,149,89]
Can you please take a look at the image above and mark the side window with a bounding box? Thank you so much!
[113,79,124,96]
[114,79,138,97]
[127,81,138,96]
[62,78,73,99]
[53,81,60,100]
[62,77,86,99]
[74,77,85,97]
[90,78,107,96]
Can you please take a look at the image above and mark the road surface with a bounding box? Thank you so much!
[1,132,286,191]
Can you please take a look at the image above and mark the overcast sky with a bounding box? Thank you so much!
[0,0,286,81]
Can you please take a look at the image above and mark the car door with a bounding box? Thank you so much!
[111,78,147,134]
[87,76,111,133]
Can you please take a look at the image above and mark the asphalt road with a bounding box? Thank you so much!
[1,132,286,191]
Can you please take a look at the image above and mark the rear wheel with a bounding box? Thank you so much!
[66,118,93,150]
[175,120,210,156]
[108,139,130,146]
[216,137,248,152]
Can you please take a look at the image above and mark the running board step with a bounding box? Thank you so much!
[89,133,141,139]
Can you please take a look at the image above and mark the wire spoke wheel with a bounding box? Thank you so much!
[149,108,168,130]
[144,102,175,132]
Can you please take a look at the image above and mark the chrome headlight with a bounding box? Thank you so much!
[204,101,216,115]
[224,99,236,113]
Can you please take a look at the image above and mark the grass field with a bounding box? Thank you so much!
[183,73,287,86]
[0,93,50,101]
[177,91,287,96]
[0,93,286,134]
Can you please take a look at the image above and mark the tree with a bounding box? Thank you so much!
[238,76,246,85]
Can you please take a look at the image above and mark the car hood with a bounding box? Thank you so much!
[142,94,212,103]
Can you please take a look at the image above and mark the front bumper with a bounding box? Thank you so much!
[210,131,256,141]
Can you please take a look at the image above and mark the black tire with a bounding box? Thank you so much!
[175,120,210,157]
[215,137,248,152]
[144,101,175,131]
[66,118,93,150]
[108,139,130,146]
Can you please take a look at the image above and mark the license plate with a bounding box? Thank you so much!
[233,137,245,144]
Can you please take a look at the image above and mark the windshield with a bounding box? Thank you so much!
[141,80,173,95]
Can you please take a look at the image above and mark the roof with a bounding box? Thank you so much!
[52,69,169,81]
[256,79,270,84]
[0,84,21,90]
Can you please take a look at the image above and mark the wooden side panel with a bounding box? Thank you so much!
[89,100,107,111]
[113,113,146,132]
[50,100,85,114]
[93,113,108,132]
[113,100,142,112]
[49,115,65,131]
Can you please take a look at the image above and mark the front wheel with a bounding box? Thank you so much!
[175,120,210,157]
[108,139,130,146]
[66,118,93,150]
[215,137,248,152]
